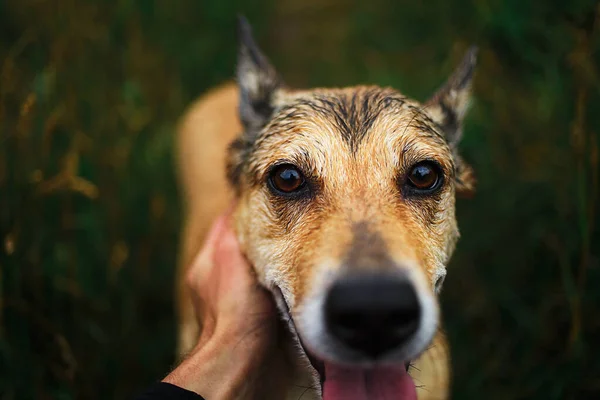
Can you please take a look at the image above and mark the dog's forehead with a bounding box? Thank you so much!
[247,86,454,178]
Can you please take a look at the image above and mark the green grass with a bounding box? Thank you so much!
[1,0,599,398]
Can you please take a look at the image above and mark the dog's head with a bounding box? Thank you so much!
[228,16,476,383]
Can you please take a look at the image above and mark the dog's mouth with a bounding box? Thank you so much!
[303,339,417,400]
[274,288,417,400]
[319,362,416,400]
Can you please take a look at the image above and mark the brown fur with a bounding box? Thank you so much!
[177,83,468,399]
[229,84,469,310]
[176,83,322,399]
[176,19,475,400]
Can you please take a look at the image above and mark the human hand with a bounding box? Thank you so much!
[163,211,277,399]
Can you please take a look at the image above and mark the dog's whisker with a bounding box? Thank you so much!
[177,22,476,397]
[408,363,421,372]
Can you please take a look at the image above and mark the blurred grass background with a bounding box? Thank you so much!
[1,0,599,399]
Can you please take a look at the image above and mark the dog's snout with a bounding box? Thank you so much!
[324,274,421,358]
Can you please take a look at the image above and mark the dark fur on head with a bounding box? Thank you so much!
[229,16,477,196]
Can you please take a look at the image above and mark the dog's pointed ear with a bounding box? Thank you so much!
[236,15,282,132]
[425,47,478,196]
[425,46,477,147]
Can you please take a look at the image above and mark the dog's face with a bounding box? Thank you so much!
[229,19,476,369]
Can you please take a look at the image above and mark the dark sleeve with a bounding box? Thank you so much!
[134,382,205,400]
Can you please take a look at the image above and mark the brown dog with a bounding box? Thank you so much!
[176,16,476,400]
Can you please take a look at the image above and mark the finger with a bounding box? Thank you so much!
[214,219,254,283]
[186,214,228,288]
[201,214,229,257]
[195,202,236,264]
[214,218,243,266]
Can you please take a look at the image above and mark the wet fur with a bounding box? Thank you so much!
[176,20,476,400]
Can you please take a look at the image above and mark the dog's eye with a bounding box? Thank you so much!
[269,164,306,193]
[407,162,441,191]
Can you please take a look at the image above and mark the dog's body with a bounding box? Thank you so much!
[176,18,475,400]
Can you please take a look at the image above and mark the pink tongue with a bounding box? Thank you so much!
[323,362,417,400]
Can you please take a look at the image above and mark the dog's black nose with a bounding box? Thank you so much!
[325,274,421,358]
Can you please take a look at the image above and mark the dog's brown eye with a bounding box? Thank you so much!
[407,162,440,190]
[270,164,305,193]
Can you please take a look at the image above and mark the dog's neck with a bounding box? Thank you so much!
[243,318,320,400]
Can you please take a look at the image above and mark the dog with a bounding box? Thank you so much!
[175,16,476,400]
